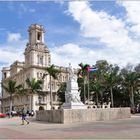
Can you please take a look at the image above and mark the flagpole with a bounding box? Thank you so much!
[88,71,89,106]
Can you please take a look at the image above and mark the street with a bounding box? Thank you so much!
[0,115,140,139]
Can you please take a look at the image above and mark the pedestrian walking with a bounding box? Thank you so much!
[21,108,29,125]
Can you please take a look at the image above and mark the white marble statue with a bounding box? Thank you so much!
[65,63,81,103]
[68,63,77,81]
[63,64,86,109]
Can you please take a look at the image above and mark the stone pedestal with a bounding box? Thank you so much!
[63,102,87,109]
[36,108,131,123]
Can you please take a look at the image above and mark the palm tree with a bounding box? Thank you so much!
[2,80,22,117]
[16,83,26,95]
[26,78,43,110]
[57,82,66,103]
[26,78,42,93]
[78,63,89,103]
[94,60,109,104]
[45,64,60,110]
[121,69,139,112]
[91,79,103,106]
[104,65,120,107]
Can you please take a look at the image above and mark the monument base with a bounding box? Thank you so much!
[36,108,131,123]
[62,102,87,109]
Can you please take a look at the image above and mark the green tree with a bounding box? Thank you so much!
[57,82,66,103]
[2,80,22,117]
[26,78,43,110]
[90,60,109,105]
[45,64,60,110]
[91,79,103,106]
[104,65,120,107]
[121,69,139,112]
[78,63,89,103]
[26,78,42,93]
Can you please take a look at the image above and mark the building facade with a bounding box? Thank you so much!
[1,24,69,113]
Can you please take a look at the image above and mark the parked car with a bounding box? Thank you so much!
[6,111,18,117]
[11,111,18,116]
[0,113,7,118]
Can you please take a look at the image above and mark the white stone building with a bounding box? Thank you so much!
[1,24,69,113]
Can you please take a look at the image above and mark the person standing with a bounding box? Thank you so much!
[21,108,29,125]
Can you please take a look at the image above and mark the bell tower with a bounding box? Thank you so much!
[29,24,45,45]
[24,24,51,68]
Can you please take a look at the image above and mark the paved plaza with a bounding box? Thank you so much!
[0,115,140,139]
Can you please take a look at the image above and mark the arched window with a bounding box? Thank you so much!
[37,32,41,41]
[4,72,6,79]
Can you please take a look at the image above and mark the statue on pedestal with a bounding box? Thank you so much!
[68,63,77,81]
[62,63,86,109]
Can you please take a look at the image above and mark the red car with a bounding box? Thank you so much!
[0,113,7,118]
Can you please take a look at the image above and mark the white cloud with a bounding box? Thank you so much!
[51,43,131,68]
[120,1,140,36]
[51,43,96,68]
[0,49,24,65]
[68,1,128,48]
[7,33,21,42]
[64,1,140,67]
[0,33,26,69]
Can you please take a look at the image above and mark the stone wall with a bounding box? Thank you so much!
[36,109,63,123]
[36,108,131,123]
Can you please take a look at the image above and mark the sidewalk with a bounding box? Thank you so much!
[0,115,140,139]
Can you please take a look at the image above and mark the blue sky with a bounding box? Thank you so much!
[0,1,140,73]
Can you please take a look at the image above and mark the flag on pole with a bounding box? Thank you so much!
[87,66,98,72]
